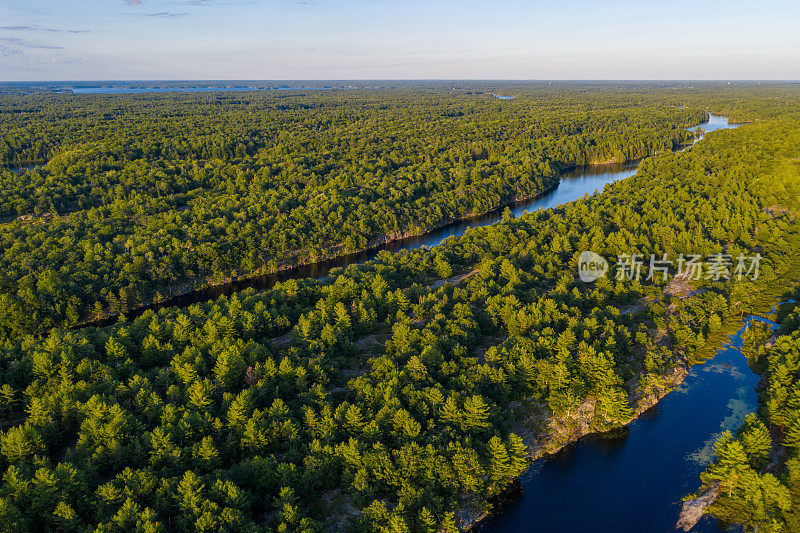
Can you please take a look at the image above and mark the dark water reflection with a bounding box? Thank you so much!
[87,112,743,530]
[120,159,643,317]
[482,314,772,533]
[73,113,756,530]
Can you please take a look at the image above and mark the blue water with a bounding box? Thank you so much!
[78,110,746,530]
[687,112,739,145]
[394,113,736,252]
[2,164,39,173]
[483,314,773,533]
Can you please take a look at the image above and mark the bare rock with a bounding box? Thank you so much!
[676,481,720,531]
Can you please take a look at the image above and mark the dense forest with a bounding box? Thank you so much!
[0,84,799,531]
[0,87,706,339]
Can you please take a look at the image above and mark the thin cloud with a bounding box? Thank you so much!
[186,0,243,5]
[0,46,23,56]
[1,25,88,33]
[124,0,143,4]
[0,37,64,50]
[146,12,188,17]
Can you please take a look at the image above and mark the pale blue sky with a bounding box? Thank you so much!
[1,0,798,80]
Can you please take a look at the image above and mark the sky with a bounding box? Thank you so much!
[1,0,799,81]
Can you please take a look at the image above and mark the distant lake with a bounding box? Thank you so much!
[491,94,516,99]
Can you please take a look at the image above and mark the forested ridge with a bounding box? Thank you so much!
[0,87,705,339]
[0,85,799,531]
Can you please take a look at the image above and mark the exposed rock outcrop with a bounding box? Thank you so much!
[676,481,720,531]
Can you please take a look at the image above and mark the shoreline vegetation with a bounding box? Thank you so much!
[1,84,799,532]
[73,122,716,333]
[75,155,636,331]
[74,176,564,330]
[77,149,683,332]
[460,287,787,531]
[71,118,720,333]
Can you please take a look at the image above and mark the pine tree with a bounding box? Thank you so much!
[705,434,751,497]
[507,434,529,476]
[193,436,220,469]
[1,425,44,462]
[439,511,459,533]
[784,417,800,450]
[227,390,252,429]
[738,414,771,468]
[188,381,211,410]
[345,404,365,433]
[416,507,437,533]
[387,514,410,533]
[177,471,205,514]
[596,386,632,424]
[462,395,490,433]
[488,436,511,486]
[439,396,461,428]
[334,302,351,330]
[0,384,16,415]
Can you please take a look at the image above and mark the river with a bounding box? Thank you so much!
[120,113,737,320]
[482,313,770,533]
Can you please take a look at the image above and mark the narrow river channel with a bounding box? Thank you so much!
[120,113,738,321]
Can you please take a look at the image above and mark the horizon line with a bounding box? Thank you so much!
[3,78,800,84]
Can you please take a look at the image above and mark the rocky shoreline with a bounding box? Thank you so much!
[455,364,691,530]
[676,482,721,531]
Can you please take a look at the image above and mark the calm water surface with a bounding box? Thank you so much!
[483,314,771,533]
[92,115,739,323]
[120,113,743,531]
[206,114,738,287]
